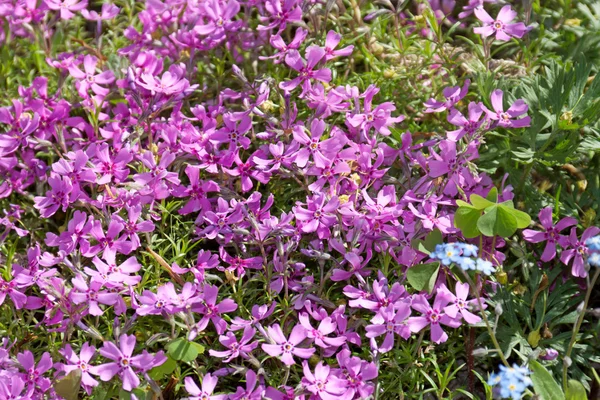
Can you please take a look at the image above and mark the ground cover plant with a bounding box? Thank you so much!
[1,0,600,398]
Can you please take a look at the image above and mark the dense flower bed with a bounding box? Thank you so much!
[1,0,600,399]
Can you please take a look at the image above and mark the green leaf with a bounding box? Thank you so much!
[565,380,587,400]
[470,194,495,210]
[505,206,532,229]
[486,187,498,203]
[423,229,443,253]
[54,369,82,400]
[454,206,482,238]
[530,360,565,400]
[477,205,518,238]
[167,338,204,362]
[407,262,440,293]
[148,356,177,380]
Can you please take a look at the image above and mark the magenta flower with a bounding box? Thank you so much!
[92,145,132,185]
[347,85,404,136]
[334,349,378,399]
[301,361,347,399]
[59,343,98,393]
[183,374,226,400]
[230,370,262,400]
[365,303,411,352]
[262,28,308,64]
[136,283,177,316]
[137,64,193,96]
[70,276,119,316]
[440,283,481,324]
[80,2,119,20]
[474,5,529,41]
[33,175,78,218]
[84,254,140,288]
[424,80,470,113]
[279,47,331,94]
[222,152,270,193]
[560,226,600,277]
[208,326,258,362]
[90,334,165,392]
[210,114,252,150]
[294,194,339,239]
[84,219,133,259]
[407,293,461,344]
[523,207,577,262]
[68,55,115,98]
[299,313,346,349]
[195,0,241,39]
[193,284,238,335]
[484,89,531,128]
[447,102,485,141]
[0,276,27,309]
[262,324,316,366]
[174,165,220,216]
[292,119,347,168]
[17,351,53,391]
[323,30,354,60]
[45,0,88,20]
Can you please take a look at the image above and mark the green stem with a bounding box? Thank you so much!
[562,268,600,392]
[464,272,509,367]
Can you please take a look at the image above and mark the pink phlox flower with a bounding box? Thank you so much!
[299,313,346,348]
[58,343,98,393]
[45,0,88,20]
[279,47,331,95]
[68,55,114,98]
[424,80,470,113]
[474,5,529,41]
[293,194,339,239]
[439,283,482,324]
[81,2,119,20]
[292,118,347,169]
[261,324,316,366]
[301,361,347,400]
[365,302,412,352]
[323,30,354,60]
[89,334,165,392]
[560,226,600,278]
[230,369,263,400]
[447,102,485,141]
[183,374,226,400]
[483,89,531,128]
[522,207,577,262]
[70,275,119,316]
[407,292,461,344]
[208,326,258,362]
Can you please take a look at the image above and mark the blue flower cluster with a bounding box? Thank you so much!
[488,364,532,399]
[431,243,496,275]
[586,235,600,267]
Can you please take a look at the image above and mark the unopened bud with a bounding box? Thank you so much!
[563,356,572,368]
[146,333,169,346]
[576,301,585,314]
[591,308,600,318]
[539,349,559,361]
[472,348,489,357]
[527,330,541,348]
[495,303,503,316]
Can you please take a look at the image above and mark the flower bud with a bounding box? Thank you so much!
[495,303,503,316]
[539,349,559,361]
[563,356,572,368]
[527,330,541,348]
[472,348,489,357]
[576,301,585,314]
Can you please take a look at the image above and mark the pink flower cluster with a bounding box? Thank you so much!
[0,0,591,398]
